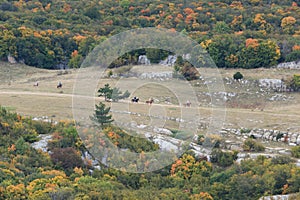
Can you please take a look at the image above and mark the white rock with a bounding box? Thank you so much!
[296,136,300,145]
[153,127,173,136]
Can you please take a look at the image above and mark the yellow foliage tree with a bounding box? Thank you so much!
[281,16,297,34]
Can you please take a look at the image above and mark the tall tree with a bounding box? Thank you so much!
[98,84,113,101]
[91,102,114,126]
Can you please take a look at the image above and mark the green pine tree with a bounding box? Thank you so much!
[91,102,114,127]
[98,84,113,101]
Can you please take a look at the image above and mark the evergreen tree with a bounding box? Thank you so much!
[98,84,113,101]
[91,102,114,126]
[233,72,243,80]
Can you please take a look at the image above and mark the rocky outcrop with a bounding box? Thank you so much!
[159,55,177,66]
[219,128,300,146]
[31,134,52,152]
[140,71,173,80]
[259,79,285,91]
[276,61,300,69]
[260,194,299,200]
[138,55,150,65]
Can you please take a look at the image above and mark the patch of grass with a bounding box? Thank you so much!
[3,106,16,111]
[241,128,251,134]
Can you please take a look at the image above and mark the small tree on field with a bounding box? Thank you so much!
[98,84,130,102]
[91,102,114,127]
[111,87,130,102]
[98,84,113,101]
[287,74,300,91]
[233,72,243,81]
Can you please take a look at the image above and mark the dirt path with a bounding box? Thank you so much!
[1,90,300,119]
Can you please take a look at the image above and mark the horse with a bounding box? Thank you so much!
[131,97,139,103]
[146,98,154,105]
[57,82,62,88]
[183,100,191,107]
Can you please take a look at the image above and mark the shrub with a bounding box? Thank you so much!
[291,146,300,158]
[241,128,251,134]
[50,147,84,173]
[271,156,293,165]
[242,139,265,152]
[196,134,205,145]
[233,72,243,80]
[210,149,238,167]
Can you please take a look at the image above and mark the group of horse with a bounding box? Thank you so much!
[33,81,62,88]
[33,82,190,107]
[131,96,154,105]
[131,96,191,107]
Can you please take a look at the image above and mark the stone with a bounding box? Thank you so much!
[31,134,52,152]
[259,195,288,200]
[153,127,173,136]
[138,55,150,65]
[288,143,297,146]
[290,134,297,143]
[159,55,177,66]
[296,136,300,145]
[278,150,292,156]
[230,144,242,151]
[7,54,17,64]
[252,133,263,139]
[276,60,300,69]
[137,124,147,129]
[152,135,181,152]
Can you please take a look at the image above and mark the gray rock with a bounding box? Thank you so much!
[152,135,181,152]
[138,55,150,65]
[31,134,52,152]
[296,136,300,145]
[276,60,300,69]
[288,143,297,147]
[278,150,292,156]
[7,54,17,64]
[259,194,296,200]
[153,127,173,136]
[230,144,243,151]
[159,55,177,66]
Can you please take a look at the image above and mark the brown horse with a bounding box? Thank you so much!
[146,98,154,105]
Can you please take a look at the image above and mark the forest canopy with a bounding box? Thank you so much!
[0,0,299,69]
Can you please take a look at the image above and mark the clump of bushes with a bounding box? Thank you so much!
[210,149,238,167]
[240,128,251,134]
[233,72,243,81]
[291,146,300,158]
[50,147,84,174]
[242,138,265,152]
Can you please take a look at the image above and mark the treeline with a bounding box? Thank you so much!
[0,106,300,199]
[0,0,299,69]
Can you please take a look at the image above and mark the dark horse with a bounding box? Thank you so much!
[131,96,139,103]
[57,82,62,88]
[184,100,191,107]
[146,98,154,105]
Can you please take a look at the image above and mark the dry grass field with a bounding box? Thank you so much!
[1,61,300,133]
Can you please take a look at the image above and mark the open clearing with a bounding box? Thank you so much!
[0,62,300,133]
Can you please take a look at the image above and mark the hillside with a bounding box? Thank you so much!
[1,1,300,199]
[0,0,299,69]
[1,102,300,199]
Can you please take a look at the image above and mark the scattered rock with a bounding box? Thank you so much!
[159,55,177,66]
[31,134,52,152]
[138,55,150,65]
[153,127,173,136]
